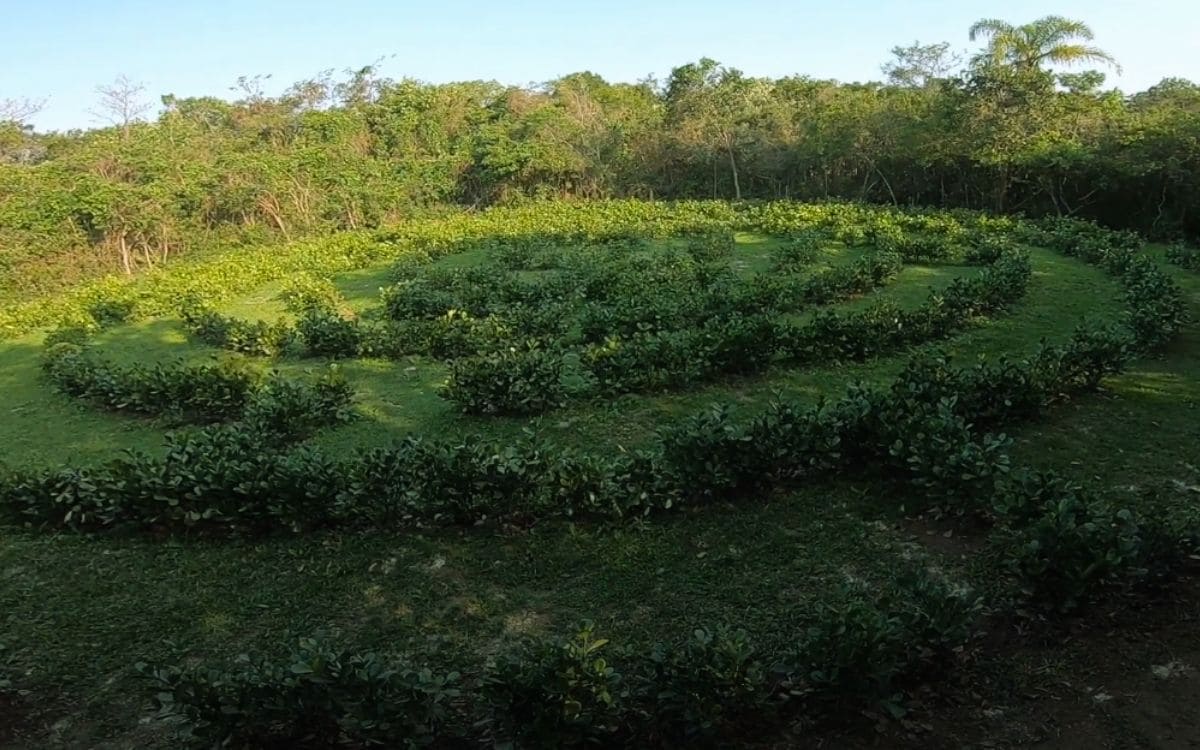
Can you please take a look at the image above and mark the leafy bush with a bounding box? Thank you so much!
[658,406,766,500]
[441,345,565,415]
[685,229,735,264]
[637,627,772,743]
[381,278,458,320]
[42,344,261,423]
[1165,241,1200,271]
[179,298,295,357]
[785,571,978,710]
[87,298,137,327]
[996,484,1142,612]
[279,274,343,315]
[297,307,363,358]
[242,369,356,440]
[483,623,627,748]
[140,636,463,748]
[771,231,822,272]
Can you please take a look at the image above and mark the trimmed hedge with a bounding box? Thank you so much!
[41,343,354,437]
[140,565,978,748]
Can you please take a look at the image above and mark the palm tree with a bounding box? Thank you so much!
[968,16,1121,73]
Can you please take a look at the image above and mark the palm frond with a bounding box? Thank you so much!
[1042,44,1122,73]
[968,18,1013,42]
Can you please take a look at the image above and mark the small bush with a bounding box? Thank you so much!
[279,274,343,315]
[140,636,463,748]
[441,345,564,415]
[483,623,626,748]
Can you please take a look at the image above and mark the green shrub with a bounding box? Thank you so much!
[42,344,261,423]
[771,231,822,272]
[381,278,458,320]
[785,572,978,710]
[279,274,343,315]
[997,487,1142,613]
[637,627,772,743]
[658,406,766,499]
[179,298,295,357]
[87,298,137,327]
[140,636,463,748]
[242,369,356,440]
[483,623,627,748]
[297,307,363,358]
[685,229,736,265]
[441,345,565,415]
[1165,241,1200,271]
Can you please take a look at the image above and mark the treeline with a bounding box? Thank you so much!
[1,15,1198,298]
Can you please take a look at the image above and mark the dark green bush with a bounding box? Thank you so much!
[1165,241,1200,271]
[785,571,978,710]
[441,345,565,415]
[483,623,626,748]
[87,298,137,327]
[43,344,260,423]
[637,627,772,743]
[996,486,1142,613]
[771,231,822,272]
[140,636,463,748]
[297,307,363,358]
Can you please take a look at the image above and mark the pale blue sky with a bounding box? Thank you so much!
[4,0,1198,131]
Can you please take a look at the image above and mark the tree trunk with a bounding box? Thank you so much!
[727,144,741,200]
[117,232,132,275]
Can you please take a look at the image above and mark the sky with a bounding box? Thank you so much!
[3,0,1198,131]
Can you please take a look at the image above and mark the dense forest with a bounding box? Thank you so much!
[1,15,1198,300]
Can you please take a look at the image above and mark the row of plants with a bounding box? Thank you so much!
[141,466,1200,750]
[5,207,1194,747]
[119,318,1200,746]
[41,342,355,439]
[7,210,1184,533]
[84,202,1000,356]
[1166,241,1200,272]
[139,565,979,749]
[3,200,1131,343]
[441,246,1028,414]
[128,287,1198,748]
[0,323,1141,535]
[2,201,755,339]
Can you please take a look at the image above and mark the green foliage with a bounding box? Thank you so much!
[140,636,463,748]
[296,307,363,358]
[180,297,296,356]
[42,343,260,423]
[484,623,626,747]
[995,480,1143,612]
[279,274,343,315]
[1166,242,1200,272]
[785,571,979,711]
[86,298,137,327]
[441,345,565,415]
[638,626,772,743]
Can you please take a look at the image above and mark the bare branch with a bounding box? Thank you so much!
[90,75,152,137]
[0,96,46,125]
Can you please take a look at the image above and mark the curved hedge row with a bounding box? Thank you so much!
[0,325,1140,535]
[140,566,979,748]
[3,202,1194,748]
[41,343,355,439]
[3,205,1185,536]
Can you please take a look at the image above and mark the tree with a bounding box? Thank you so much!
[0,97,45,125]
[664,59,767,199]
[91,75,152,138]
[882,42,961,87]
[968,16,1121,73]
